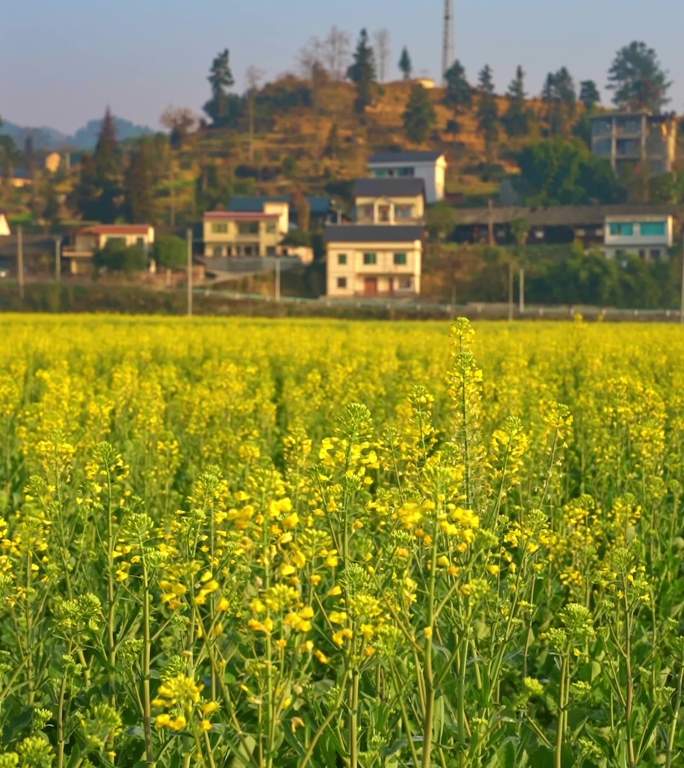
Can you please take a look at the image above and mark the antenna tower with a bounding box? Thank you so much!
[442,0,454,82]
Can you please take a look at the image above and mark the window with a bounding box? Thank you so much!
[265,222,277,234]
[337,253,347,265]
[650,249,662,261]
[609,222,634,237]
[336,277,347,289]
[136,237,145,247]
[266,246,276,257]
[212,246,223,258]
[398,167,415,177]
[393,252,407,266]
[363,252,377,266]
[398,277,413,290]
[238,222,259,235]
[638,249,646,260]
[357,204,374,222]
[378,205,391,223]
[395,205,415,220]
[373,169,389,178]
[639,221,666,237]
[212,222,228,234]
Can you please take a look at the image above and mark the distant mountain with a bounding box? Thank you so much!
[0,116,155,151]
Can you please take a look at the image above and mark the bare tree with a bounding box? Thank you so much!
[160,107,199,147]
[374,29,391,82]
[245,66,265,163]
[322,26,351,80]
[298,37,325,80]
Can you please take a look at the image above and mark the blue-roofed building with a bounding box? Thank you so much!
[368,150,447,204]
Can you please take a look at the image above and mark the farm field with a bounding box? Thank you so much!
[0,315,683,767]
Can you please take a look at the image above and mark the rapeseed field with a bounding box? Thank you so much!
[0,315,682,768]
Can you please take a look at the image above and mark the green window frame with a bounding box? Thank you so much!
[337,253,347,265]
[393,252,407,266]
[639,221,666,237]
[211,222,228,234]
[609,222,634,237]
[363,252,377,266]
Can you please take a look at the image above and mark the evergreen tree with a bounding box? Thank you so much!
[403,84,436,143]
[542,68,576,135]
[399,47,412,81]
[124,141,155,223]
[608,41,671,112]
[444,60,471,110]
[203,49,239,127]
[503,65,531,136]
[477,65,499,158]
[347,29,377,114]
[75,108,122,222]
[579,80,601,111]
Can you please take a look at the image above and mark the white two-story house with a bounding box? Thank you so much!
[325,225,423,298]
[368,150,446,203]
[353,178,426,225]
[604,214,673,261]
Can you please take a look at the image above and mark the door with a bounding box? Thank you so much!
[364,277,378,297]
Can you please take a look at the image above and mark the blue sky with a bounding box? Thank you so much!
[2,0,683,133]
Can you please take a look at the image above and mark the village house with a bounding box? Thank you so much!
[604,214,673,261]
[62,224,155,274]
[203,209,287,258]
[325,224,423,298]
[353,178,426,225]
[451,204,678,258]
[0,214,10,237]
[368,150,446,204]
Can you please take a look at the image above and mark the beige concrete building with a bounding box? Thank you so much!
[63,224,155,274]
[203,204,289,258]
[353,178,426,225]
[604,213,673,261]
[0,214,10,237]
[325,225,423,298]
[591,112,678,176]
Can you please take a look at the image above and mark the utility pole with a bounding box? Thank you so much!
[17,226,24,301]
[186,228,193,317]
[508,260,514,322]
[274,258,281,302]
[54,236,62,283]
[442,0,454,82]
[680,236,684,324]
[519,267,525,314]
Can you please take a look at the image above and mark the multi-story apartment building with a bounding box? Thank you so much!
[368,150,447,203]
[325,225,423,298]
[590,112,678,175]
[353,178,426,225]
[604,214,673,261]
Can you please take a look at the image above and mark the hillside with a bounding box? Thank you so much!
[174,78,550,210]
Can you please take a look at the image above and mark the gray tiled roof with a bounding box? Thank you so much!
[453,204,680,227]
[325,225,424,243]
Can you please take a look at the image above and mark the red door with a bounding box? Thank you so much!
[364,277,378,296]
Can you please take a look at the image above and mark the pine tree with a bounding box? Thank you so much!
[444,60,472,110]
[347,29,377,114]
[608,41,671,112]
[124,141,155,223]
[503,65,531,136]
[75,108,122,222]
[477,65,499,158]
[543,68,576,135]
[579,80,601,111]
[399,47,412,81]
[204,49,238,127]
[403,84,436,143]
